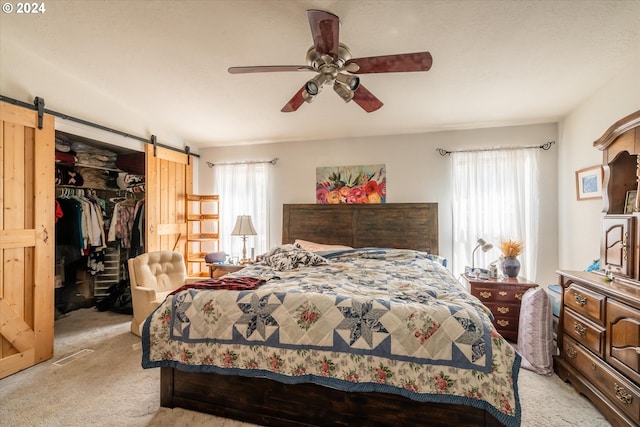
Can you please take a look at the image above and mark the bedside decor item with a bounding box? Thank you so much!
[316,164,386,204]
[500,240,522,278]
[575,165,603,201]
[231,215,257,265]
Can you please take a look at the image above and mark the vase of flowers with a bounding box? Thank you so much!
[500,240,522,278]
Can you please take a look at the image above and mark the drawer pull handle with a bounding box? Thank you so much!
[614,383,633,405]
[479,291,492,299]
[499,291,507,296]
[573,322,586,336]
[573,293,587,307]
[497,320,509,327]
[515,293,523,301]
[497,307,510,314]
[566,346,577,359]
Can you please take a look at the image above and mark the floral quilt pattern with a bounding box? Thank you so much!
[142,248,521,427]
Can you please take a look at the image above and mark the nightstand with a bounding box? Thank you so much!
[461,275,538,341]
[208,264,245,279]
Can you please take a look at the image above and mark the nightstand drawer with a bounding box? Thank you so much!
[564,283,605,325]
[481,301,520,318]
[472,287,526,303]
[563,308,605,357]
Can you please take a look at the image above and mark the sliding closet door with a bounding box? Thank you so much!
[0,101,55,378]
[145,145,192,254]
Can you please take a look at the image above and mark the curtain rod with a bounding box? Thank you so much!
[206,158,279,168]
[436,141,555,156]
[0,95,199,158]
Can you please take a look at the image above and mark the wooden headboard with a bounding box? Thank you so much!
[282,203,438,254]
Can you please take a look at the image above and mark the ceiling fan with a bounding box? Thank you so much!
[228,9,433,113]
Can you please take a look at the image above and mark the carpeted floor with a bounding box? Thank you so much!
[0,308,611,426]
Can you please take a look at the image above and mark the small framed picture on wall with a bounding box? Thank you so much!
[625,190,637,214]
[575,165,603,201]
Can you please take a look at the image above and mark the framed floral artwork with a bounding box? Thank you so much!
[316,164,386,204]
[575,165,603,201]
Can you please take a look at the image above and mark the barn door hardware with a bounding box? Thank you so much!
[34,97,45,129]
[151,134,157,157]
[185,146,191,165]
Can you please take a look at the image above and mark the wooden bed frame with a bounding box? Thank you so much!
[159,203,505,426]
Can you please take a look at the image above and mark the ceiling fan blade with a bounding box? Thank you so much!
[307,9,340,58]
[228,65,314,74]
[352,85,383,113]
[281,86,307,112]
[346,52,433,74]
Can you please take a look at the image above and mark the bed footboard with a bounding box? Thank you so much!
[160,367,505,427]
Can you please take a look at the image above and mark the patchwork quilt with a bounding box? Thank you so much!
[142,248,521,427]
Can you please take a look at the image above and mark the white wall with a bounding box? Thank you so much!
[199,123,559,286]
[558,56,640,271]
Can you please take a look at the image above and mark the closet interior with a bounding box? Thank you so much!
[54,130,145,315]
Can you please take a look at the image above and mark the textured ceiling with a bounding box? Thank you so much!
[1,0,639,148]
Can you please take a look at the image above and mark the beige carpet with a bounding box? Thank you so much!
[0,308,611,426]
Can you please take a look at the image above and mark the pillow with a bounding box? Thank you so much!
[517,287,554,375]
[264,244,328,271]
[294,239,352,252]
[425,253,448,267]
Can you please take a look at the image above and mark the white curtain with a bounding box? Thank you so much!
[451,148,539,280]
[213,163,270,261]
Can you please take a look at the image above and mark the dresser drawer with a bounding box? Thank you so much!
[564,283,605,325]
[562,336,640,424]
[563,308,605,357]
[607,299,640,385]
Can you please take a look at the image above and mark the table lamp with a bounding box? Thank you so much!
[231,215,257,264]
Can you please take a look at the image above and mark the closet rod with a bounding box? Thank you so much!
[206,158,279,168]
[0,95,199,158]
[436,141,555,156]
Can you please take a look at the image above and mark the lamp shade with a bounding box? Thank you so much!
[476,238,493,252]
[231,215,257,236]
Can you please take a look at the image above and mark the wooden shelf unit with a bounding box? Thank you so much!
[186,194,220,277]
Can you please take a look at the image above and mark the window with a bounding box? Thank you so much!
[213,163,270,260]
[451,149,539,280]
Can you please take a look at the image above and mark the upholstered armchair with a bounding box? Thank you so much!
[128,250,196,336]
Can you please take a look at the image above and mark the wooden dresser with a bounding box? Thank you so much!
[555,110,640,427]
[462,275,538,341]
[555,271,640,427]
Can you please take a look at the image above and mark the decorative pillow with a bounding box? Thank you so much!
[425,254,448,267]
[517,287,554,375]
[294,239,353,252]
[264,244,328,271]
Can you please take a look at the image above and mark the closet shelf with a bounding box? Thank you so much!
[75,162,123,172]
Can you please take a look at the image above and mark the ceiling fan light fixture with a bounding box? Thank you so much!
[335,73,360,91]
[305,73,332,96]
[333,82,355,103]
[302,89,315,103]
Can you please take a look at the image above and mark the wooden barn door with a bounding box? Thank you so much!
[145,144,192,254]
[0,101,55,378]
